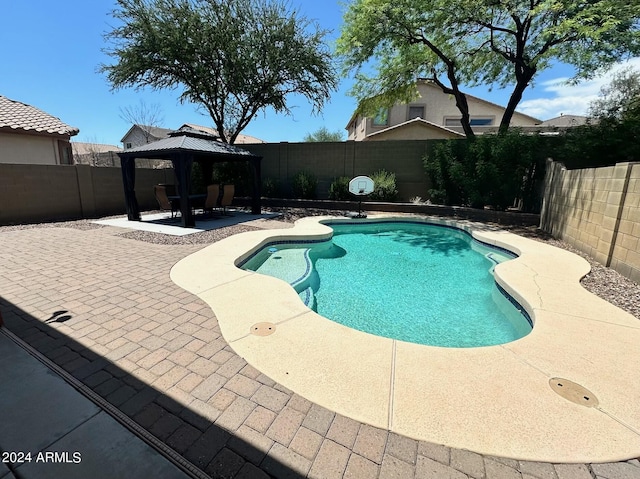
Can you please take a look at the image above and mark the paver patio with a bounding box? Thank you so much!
[1,220,639,479]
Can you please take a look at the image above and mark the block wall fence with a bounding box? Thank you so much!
[0,140,434,225]
[243,140,432,201]
[541,159,640,283]
[0,164,174,225]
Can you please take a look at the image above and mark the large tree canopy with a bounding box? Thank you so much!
[337,0,640,137]
[102,0,337,144]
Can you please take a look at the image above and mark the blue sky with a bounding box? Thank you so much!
[1,1,637,146]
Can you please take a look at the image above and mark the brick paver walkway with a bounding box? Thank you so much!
[1,223,639,479]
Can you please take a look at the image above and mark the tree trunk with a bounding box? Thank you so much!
[432,68,476,139]
[453,89,475,139]
[500,69,535,134]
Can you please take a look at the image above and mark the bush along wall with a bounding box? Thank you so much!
[368,169,398,201]
[424,130,549,213]
[552,117,640,169]
[328,176,351,200]
[291,170,318,199]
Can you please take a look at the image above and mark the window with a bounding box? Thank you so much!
[444,117,493,126]
[372,108,389,126]
[59,143,73,165]
[408,105,425,120]
[470,118,493,126]
[125,142,132,149]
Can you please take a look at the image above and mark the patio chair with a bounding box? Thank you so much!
[220,184,235,215]
[154,185,178,218]
[203,184,221,217]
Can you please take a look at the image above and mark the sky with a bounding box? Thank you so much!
[1,1,638,147]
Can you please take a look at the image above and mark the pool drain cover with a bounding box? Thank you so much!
[549,378,598,407]
[250,322,276,336]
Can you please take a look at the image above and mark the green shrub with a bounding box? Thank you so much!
[369,169,398,201]
[553,117,640,169]
[328,176,351,200]
[261,177,281,198]
[210,161,253,196]
[291,170,317,199]
[424,131,548,212]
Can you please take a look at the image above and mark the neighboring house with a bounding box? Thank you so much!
[120,124,173,149]
[71,142,122,166]
[346,80,541,141]
[121,123,264,149]
[538,115,589,128]
[0,95,79,164]
[179,123,265,144]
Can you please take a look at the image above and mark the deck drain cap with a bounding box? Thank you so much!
[549,378,599,407]
[251,322,276,336]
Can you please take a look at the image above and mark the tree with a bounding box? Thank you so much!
[337,0,640,138]
[102,0,337,144]
[119,100,165,144]
[589,67,640,122]
[554,67,640,167]
[303,126,345,142]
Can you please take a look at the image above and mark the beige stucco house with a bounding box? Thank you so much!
[346,80,541,141]
[0,95,79,164]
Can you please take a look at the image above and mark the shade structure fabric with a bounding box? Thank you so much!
[117,127,262,227]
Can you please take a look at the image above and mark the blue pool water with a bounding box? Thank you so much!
[241,221,532,348]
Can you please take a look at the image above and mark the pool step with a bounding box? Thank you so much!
[253,248,313,288]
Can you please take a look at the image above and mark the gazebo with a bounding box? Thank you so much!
[117,127,262,228]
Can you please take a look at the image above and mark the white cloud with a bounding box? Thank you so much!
[518,58,640,120]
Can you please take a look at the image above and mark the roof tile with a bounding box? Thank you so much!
[0,95,79,136]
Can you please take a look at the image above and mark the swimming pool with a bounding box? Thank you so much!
[241,221,532,347]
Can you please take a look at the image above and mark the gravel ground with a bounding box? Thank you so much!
[118,224,263,245]
[2,208,638,320]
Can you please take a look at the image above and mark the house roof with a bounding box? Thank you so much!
[539,115,589,127]
[71,142,122,155]
[365,117,465,139]
[120,122,265,144]
[119,126,258,158]
[180,123,265,144]
[0,95,79,137]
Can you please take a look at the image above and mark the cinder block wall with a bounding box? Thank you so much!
[0,163,173,225]
[244,140,432,201]
[541,160,640,283]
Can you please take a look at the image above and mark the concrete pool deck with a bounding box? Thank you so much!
[171,215,640,463]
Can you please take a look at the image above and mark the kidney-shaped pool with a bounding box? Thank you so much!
[240,221,532,347]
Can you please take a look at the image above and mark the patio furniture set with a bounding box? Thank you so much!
[154,184,235,219]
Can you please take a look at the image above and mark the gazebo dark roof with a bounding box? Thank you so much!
[117,127,262,227]
[122,126,258,158]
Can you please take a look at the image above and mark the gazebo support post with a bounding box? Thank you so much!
[120,156,140,221]
[173,154,195,228]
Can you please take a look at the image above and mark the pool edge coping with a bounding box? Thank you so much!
[170,214,640,463]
